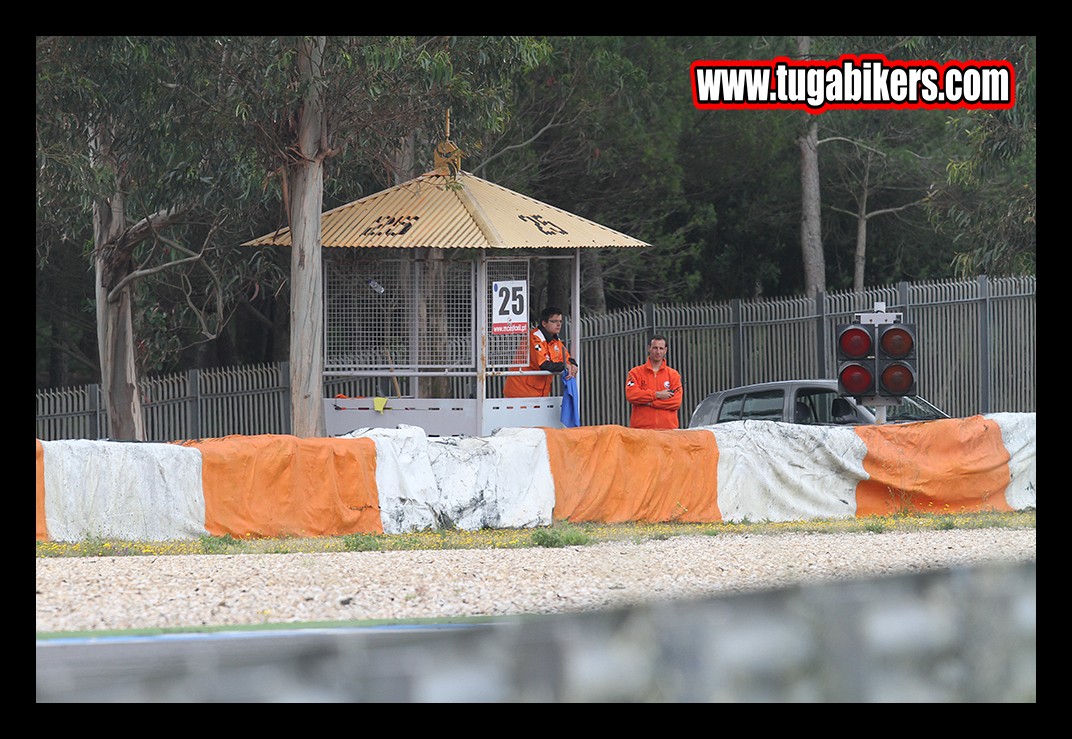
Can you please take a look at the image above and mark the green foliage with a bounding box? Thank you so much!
[36,36,293,385]
[531,524,592,548]
[200,534,239,553]
[907,36,1036,277]
[35,511,1035,558]
[342,533,384,552]
[35,35,1035,390]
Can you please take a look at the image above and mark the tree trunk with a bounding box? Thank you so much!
[287,36,327,438]
[581,251,606,314]
[853,159,871,293]
[418,251,452,399]
[796,36,825,298]
[395,131,452,399]
[547,259,571,314]
[798,119,826,298]
[47,316,70,387]
[91,127,145,441]
[93,220,146,440]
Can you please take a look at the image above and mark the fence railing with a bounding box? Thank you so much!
[36,275,1035,441]
[581,275,1036,427]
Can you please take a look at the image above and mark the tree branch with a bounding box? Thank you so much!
[106,217,215,302]
[830,199,926,220]
[817,136,889,158]
[474,99,570,175]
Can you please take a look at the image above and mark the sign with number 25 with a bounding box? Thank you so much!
[492,281,528,335]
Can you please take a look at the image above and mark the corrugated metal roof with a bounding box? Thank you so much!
[244,170,651,250]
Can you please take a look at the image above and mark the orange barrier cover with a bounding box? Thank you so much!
[855,416,1013,516]
[36,440,48,541]
[180,435,383,537]
[545,426,721,523]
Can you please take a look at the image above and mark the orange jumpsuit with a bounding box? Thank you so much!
[625,360,683,429]
[504,327,573,398]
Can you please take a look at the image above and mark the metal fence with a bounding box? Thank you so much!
[35,275,1035,441]
[582,275,1036,427]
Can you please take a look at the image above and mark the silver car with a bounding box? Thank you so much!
[687,379,949,427]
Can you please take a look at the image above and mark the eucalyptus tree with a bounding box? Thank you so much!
[820,109,950,292]
[814,35,1035,283]
[794,35,827,297]
[36,36,271,440]
[214,36,549,437]
[760,35,1033,295]
[907,36,1035,277]
[471,36,715,312]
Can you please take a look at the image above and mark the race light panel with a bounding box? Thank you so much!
[877,324,917,396]
[836,323,876,397]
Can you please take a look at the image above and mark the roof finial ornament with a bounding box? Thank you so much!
[433,108,462,178]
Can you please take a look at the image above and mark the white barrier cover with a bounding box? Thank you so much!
[707,421,867,523]
[341,426,440,534]
[39,413,1035,542]
[41,439,206,542]
[427,427,553,530]
[342,426,555,533]
[988,412,1037,510]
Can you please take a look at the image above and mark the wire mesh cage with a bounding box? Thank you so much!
[325,249,477,373]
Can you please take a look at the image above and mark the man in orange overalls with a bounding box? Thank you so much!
[625,334,683,429]
[503,306,579,398]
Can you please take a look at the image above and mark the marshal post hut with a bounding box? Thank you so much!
[246,137,650,437]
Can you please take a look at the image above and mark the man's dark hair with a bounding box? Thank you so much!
[649,334,668,346]
[540,306,565,322]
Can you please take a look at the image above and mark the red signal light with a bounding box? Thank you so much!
[880,363,915,395]
[839,363,875,396]
[838,325,873,359]
[836,323,877,397]
[837,317,919,403]
[876,323,918,396]
[879,326,914,359]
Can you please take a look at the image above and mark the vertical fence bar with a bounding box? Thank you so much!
[977,275,992,414]
[730,298,743,387]
[281,360,292,435]
[814,290,828,379]
[188,369,201,439]
[90,384,102,440]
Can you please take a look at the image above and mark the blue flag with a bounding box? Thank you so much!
[561,375,581,428]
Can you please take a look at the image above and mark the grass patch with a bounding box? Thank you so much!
[36,510,1035,559]
[200,534,239,554]
[531,524,591,548]
[342,533,383,552]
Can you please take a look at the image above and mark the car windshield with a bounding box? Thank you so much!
[864,395,947,422]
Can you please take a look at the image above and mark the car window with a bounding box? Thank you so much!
[690,382,948,429]
[718,389,784,422]
[796,389,840,424]
[690,397,720,426]
[715,394,743,422]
